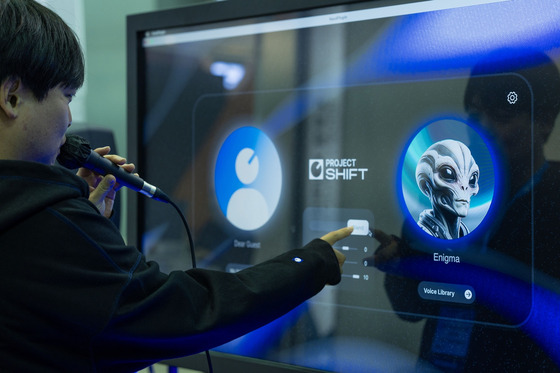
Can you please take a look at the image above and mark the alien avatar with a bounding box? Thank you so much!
[415,139,479,239]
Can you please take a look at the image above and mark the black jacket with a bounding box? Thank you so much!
[0,160,341,372]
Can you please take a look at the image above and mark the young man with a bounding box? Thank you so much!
[0,1,351,371]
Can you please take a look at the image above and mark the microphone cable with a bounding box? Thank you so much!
[166,198,214,373]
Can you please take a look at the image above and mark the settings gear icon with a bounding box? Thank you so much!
[507,91,518,104]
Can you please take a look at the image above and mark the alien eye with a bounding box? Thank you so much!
[439,166,456,182]
[469,172,479,187]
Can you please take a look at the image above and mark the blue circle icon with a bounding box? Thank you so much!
[215,126,282,230]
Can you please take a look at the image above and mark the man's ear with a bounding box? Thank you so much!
[0,77,22,119]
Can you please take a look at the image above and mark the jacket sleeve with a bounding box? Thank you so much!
[93,236,340,370]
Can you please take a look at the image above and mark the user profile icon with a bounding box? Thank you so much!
[400,119,495,240]
[215,126,282,231]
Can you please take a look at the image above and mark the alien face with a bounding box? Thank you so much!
[416,139,480,218]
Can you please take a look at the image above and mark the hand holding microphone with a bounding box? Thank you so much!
[57,135,171,214]
[80,145,133,217]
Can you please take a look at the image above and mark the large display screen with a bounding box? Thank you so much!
[128,0,560,371]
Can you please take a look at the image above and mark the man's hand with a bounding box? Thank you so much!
[77,146,135,219]
[321,226,353,274]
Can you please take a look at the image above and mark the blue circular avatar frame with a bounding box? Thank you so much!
[215,126,282,231]
[398,117,501,247]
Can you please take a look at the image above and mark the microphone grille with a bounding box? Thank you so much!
[57,134,92,169]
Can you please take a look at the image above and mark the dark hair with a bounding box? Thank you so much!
[0,0,84,101]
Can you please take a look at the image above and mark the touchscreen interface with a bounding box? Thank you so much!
[136,0,560,370]
[188,75,532,326]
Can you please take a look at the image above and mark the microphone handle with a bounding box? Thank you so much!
[84,152,170,203]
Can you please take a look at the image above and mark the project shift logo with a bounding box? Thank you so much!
[215,126,282,231]
[309,158,368,180]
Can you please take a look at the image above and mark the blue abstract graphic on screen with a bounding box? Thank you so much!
[215,126,282,231]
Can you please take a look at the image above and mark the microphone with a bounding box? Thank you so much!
[57,134,171,203]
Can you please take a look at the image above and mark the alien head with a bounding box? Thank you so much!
[416,139,479,218]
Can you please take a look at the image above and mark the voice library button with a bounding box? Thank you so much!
[418,281,476,304]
